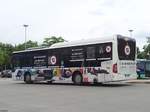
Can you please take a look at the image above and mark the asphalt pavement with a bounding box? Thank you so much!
[0,78,150,112]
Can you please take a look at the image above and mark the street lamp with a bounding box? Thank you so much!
[146,36,150,44]
[23,24,29,50]
[146,36,150,60]
[128,29,133,38]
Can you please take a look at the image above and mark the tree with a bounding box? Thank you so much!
[0,43,14,70]
[14,40,38,51]
[137,42,150,59]
[42,36,66,46]
[137,47,145,59]
[0,48,5,65]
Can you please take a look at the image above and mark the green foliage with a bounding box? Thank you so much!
[137,51,146,59]
[137,44,150,59]
[42,36,66,46]
[0,48,5,65]
[14,40,38,51]
[0,43,14,70]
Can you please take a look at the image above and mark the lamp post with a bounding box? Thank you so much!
[146,36,150,60]
[23,24,29,50]
[146,36,150,44]
[128,29,133,38]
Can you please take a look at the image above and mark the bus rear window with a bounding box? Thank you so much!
[117,36,136,60]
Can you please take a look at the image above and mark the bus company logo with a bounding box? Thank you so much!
[124,45,130,55]
[49,56,57,65]
[106,46,111,53]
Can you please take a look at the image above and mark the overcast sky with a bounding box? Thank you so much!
[0,0,149,50]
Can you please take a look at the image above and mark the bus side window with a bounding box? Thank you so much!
[86,46,95,59]
[85,46,97,67]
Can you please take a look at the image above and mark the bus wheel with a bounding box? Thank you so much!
[47,80,53,84]
[24,73,32,84]
[72,72,83,85]
[93,78,98,85]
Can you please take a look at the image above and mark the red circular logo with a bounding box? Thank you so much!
[50,56,57,65]
[106,46,111,53]
[124,45,130,55]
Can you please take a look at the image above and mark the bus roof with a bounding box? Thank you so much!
[50,36,115,48]
[13,34,127,54]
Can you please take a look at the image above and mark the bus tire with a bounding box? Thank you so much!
[93,78,98,84]
[72,71,83,85]
[47,80,53,84]
[24,73,32,84]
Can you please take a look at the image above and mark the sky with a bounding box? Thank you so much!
[0,0,149,50]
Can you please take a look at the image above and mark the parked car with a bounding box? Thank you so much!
[0,70,12,78]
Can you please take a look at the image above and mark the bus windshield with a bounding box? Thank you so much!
[117,36,136,60]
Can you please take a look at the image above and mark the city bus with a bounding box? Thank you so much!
[11,34,137,84]
[136,59,150,78]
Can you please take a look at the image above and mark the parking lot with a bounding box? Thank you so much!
[0,79,150,112]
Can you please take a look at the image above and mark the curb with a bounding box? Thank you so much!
[125,80,150,84]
